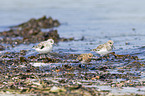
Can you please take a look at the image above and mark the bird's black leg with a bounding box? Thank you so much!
[45,53,51,59]
[45,54,48,59]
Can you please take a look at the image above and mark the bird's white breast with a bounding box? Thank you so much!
[35,44,53,53]
[96,48,110,56]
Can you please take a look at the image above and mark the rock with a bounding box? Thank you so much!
[77,53,93,63]
[17,16,60,29]
[0,16,74,45]
[43,30,60,42]
[50,86,66,93]
[19,57,27,62]
[0,45,5,51]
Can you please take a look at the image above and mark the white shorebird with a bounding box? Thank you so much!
[32,39,54,54]
[92,40,114,56]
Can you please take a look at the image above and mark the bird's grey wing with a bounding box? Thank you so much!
[96,44,105,51]
[91,44,104,51]
[33,42,44,49]
[106,45,112,51]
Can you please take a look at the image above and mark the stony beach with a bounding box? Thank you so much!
[0,16,145,96]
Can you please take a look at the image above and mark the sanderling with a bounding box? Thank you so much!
[32,39,54,54]
[92,40,114,56]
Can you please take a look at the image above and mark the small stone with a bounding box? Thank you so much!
[50,86,66,93]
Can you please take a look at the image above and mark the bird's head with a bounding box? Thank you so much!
[107,40,114,46]
[47,39,54,45]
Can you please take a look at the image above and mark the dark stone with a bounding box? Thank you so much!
[0,16,74,45]
[0,45,5,51]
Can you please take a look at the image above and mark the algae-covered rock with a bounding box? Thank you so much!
[17,16,60,29]
[0,16,74,45]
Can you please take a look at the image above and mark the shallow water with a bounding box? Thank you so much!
[1,0,145,95]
